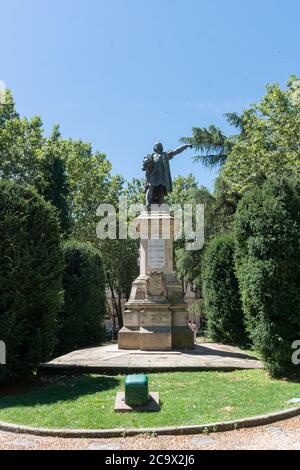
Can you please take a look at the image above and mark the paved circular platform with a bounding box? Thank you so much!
[39,342,262,375]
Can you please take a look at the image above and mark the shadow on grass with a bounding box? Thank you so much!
[0,375,37,398]
[274,375,300,384]
[0,375,120,409]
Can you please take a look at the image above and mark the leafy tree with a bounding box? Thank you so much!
[0,90,45,186]
[0,89,19,126]
[101,238,139,330]
[221,76,300,197]
[61,138,123,243]
[182,76,300,223]
[124,177,145,205]
[180,113,245,228]
[166,177,221,296]
[0,90,120,242]
[99,178,142,330]
[56,240,106,355]
[181,112,244,168]
[60,143,136,330]
[0,89,128,336]
[202,233,247,345]
[165,175,200,294]
[235,177,300,377]
[0,90,71,234]
[166,174,199,207]
[0,180,63,381]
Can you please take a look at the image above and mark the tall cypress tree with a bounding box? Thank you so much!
[41,125,71,237]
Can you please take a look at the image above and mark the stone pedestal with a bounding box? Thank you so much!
[118,209,194,351]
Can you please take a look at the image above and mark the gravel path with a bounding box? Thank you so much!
[1,416,300,450]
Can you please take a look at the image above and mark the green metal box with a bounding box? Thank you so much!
[125,374,149,406]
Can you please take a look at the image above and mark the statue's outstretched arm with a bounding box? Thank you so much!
[167,144,193,159]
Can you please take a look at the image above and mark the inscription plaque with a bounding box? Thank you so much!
[148,239,165,269]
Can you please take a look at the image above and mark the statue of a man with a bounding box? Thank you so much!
[142,141,193,210]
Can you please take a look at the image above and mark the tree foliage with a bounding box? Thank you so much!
[61,139,123,242]
[202,233,247,345]
[167,176,227,296]
[0,90,45,186]
[220,77,300,197]
[0,89,131,332]
[181,113,243,168]
[101,238,139,329]
[41,126,71,236]
[124,177,145,205]
[0,180,63,381]
[56,240,106,355]
[0,89,122,240]
[235,177,300,376]
[0,90,71,234]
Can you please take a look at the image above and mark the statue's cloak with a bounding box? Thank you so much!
[142,153,173,193]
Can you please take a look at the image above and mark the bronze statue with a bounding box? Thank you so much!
[142,142,193,210]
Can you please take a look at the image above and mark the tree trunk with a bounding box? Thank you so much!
[107,279,118,337]
[117,291,123,328]
[105,298,116,341]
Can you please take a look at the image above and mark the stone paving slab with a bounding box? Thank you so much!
[40,343,262,374]
[190,436,215,446]
[87,442,121,450]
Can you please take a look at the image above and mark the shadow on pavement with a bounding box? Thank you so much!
[179,344,259,361]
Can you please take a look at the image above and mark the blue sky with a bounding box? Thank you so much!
[1,0,299,190]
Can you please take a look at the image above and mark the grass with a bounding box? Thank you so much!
[0,370,299,429]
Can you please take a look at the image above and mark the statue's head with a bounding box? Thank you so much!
[153,142,163,153]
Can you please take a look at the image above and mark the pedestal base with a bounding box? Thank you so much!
[118,326,194,351]
[118,210,194,351]
[118,328,140,350]
[118,276,194,351]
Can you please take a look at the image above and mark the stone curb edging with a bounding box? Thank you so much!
[38,363,262,376]
[0,406,300,439]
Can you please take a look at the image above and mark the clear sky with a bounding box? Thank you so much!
[1,0,299,190]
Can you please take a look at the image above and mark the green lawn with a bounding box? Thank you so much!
[0,370,299,429]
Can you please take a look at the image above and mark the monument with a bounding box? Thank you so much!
[118,142,194,351]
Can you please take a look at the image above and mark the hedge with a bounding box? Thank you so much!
[0,180,63,381]
[202,233,248,345]
[55,240,106,355]
[235,177,300,377]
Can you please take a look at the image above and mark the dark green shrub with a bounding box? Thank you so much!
[235,177,300,377]
[202,233,248,345]
[0,180,63,381]
[56,240,106,355]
